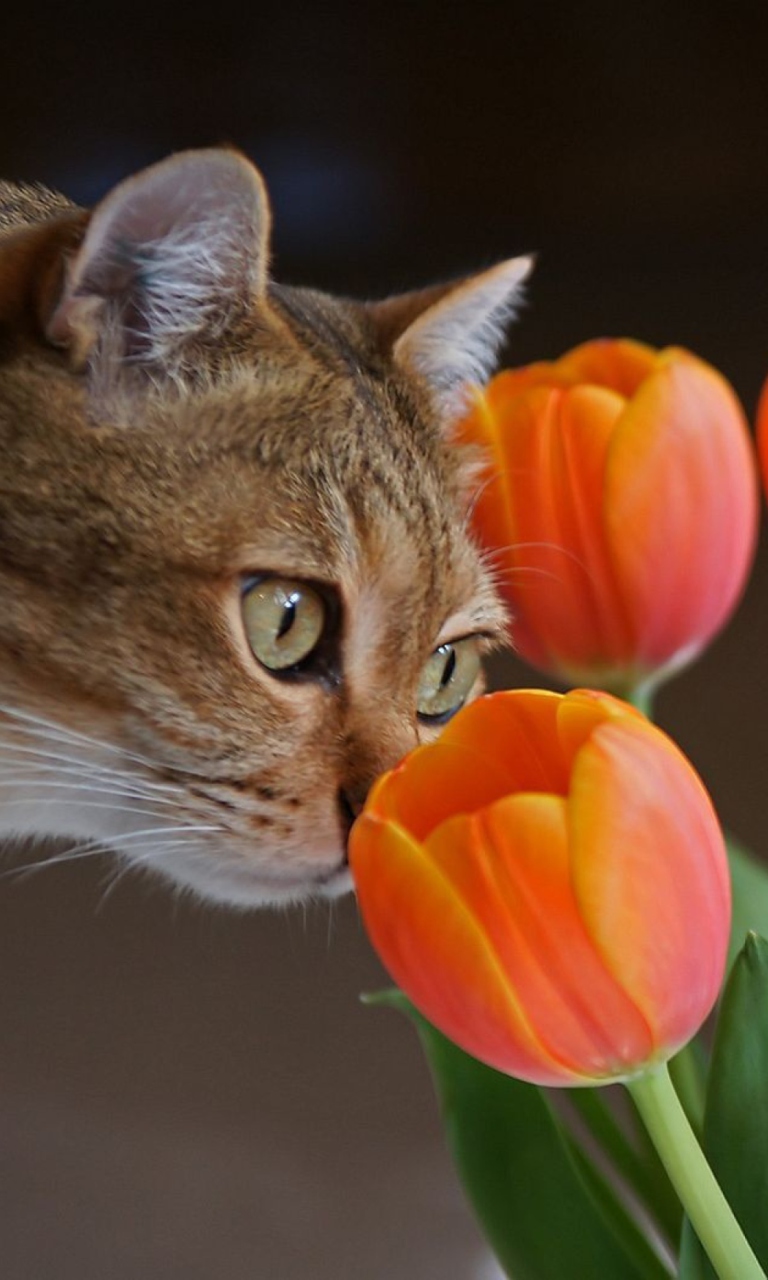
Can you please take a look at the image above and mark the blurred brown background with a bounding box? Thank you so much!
[2,3,768,1277]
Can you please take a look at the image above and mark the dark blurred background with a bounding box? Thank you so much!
[1,3,768,1277]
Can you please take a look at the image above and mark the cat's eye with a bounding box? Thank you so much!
[417,638,482,724]
[242,577,326,673]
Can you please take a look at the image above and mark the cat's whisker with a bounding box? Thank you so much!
[2,842,114,880]
[0,741,189,809]
[497,564,582,587]
[0,703,201,780]
[0,719,189,792]
[0,762,183,806]
[0,737,186,794]
[0,703,137,759]
[1,823,222,881]
[0,796,175,820]
[95,836,217,908]
[478,538,592,569]
[326,898,338,950]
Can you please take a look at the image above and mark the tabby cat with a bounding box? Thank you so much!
[0,148,531,907]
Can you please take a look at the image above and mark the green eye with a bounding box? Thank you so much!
[417,638,482,723]
[242,577,326,672]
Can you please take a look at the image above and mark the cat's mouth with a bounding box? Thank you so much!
[315,858,353,897]
[140,845,354,908]
[242,854,353,905]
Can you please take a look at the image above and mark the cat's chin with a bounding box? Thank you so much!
[134,852,354,911]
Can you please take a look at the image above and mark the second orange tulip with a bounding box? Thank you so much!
[457,340,758,693]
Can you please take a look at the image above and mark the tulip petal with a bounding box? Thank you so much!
[554,338,658,397]
[472,339,658,402]
[439,688,570,793]
[606,352,758,671]
[368,690,569,840]
[554,386,634,661]
[350,811,564,1082]
[460,342,758,689]
[569,718,730,1054]
[469,381,634,674]
[756,375,768,498]
[555,687,641,767]
[465,794,654,1078]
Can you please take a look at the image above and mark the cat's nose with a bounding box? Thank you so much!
[337,786,366,837]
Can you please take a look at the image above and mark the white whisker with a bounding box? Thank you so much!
[1,823,222,881]
[0,761,182,805]
[95,836,217,908]
[0,723,186,793]
[0,703,200,779]
[0,796,170,818]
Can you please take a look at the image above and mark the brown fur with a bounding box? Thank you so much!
[0,149,528,906]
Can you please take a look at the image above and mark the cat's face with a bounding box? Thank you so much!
[0,149,530,906]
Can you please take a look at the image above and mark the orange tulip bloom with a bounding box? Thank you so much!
[350,688,730,1087]
[456,340,758,692]
[755,374,768,501]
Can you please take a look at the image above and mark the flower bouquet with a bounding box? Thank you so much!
[350,341,767,1280]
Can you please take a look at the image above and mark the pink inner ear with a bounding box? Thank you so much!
[47,148,271,354]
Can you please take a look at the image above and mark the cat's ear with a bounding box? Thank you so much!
[46,148,271,370]
[372,256,534,418]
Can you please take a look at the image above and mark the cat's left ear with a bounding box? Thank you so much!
[47,148,271,370]
[372,256,534,419]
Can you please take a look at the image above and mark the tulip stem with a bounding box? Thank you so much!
[627,1064,766,1280]
[625,683,655,718]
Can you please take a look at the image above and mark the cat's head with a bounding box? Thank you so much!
[0,149,532,907]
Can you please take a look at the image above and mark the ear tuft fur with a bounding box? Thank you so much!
[47,148,271,373]
[390,256,534,419]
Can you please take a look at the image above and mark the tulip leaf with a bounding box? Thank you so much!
[570,1085,682,1244]
[726,834,768,969]
[367,990,668,1280]
[679,933,768,1279]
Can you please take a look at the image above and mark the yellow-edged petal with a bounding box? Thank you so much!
[568,716,730,1053]
[367,689,569,840]
[605,351,758,670]
[553,338,658,396]
[465,794,653,1077]
[350,810,567,1082]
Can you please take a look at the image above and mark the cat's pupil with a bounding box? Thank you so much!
[242,577,327,674]
[439,646,457,687]
[276,596,298,640]
[416,637,483,724]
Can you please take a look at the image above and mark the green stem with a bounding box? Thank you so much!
[625,682,655,718]
[627,1064,766,1280]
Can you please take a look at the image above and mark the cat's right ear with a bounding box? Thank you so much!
[46,148,272,372]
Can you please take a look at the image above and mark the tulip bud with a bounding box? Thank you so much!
[350,688,730,1087]
[457,341,758,694]
[755,374,768,503]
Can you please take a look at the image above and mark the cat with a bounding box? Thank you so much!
[0,147,531,908]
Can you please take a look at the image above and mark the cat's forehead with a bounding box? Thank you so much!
[150,364,499,642]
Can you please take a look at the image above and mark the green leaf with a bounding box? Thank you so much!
[679,933,768,1279]
[726,835,768,970]
[366,990,665,1280]
[570,1086,682,1245]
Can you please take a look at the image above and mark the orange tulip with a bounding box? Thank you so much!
[456,340,758,692]
[350,688,730,1087]
[755,374,768,501]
